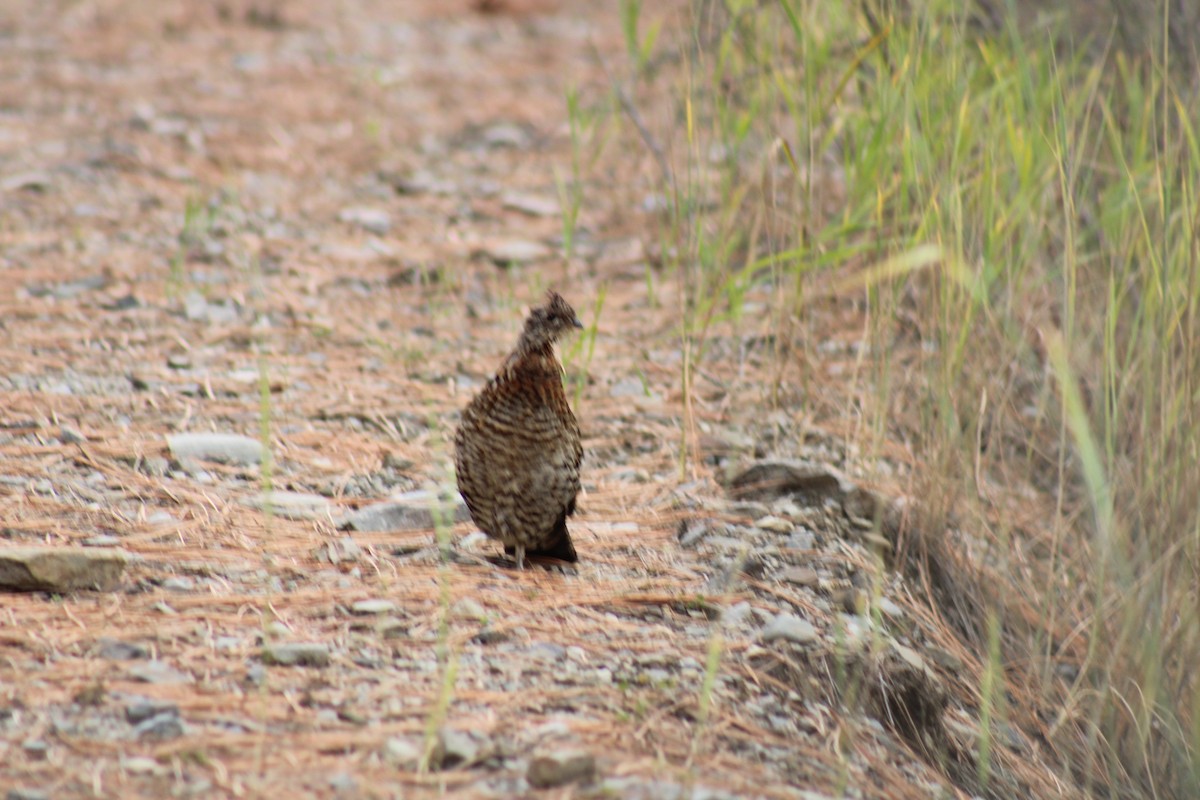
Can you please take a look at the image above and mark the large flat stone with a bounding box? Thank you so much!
[338,490,468,532]
[0,547,131,592]
[245,490,333,520]
[167,432,264,466]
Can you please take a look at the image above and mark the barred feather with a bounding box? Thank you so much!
[454,292,583,566]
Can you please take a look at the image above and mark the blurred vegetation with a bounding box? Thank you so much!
[625,0,1200,797]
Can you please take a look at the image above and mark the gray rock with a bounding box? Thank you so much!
[472,626,508,645]
[501,191,558,217]
[528,642,566,662]
[383,736,423,768]
[134,712,185,741]
[162,576,195,592]
[20,739,48,760]
[839,614,871,648]
[45,274,110,299]
[0,547,131,592]
[7,788,51,800]
[429,728,481,769]
[785,529,816,550]
[451,598,487,621]
[350,599,396,615]
[677,519,718,548]
[246,490,333,521]
[262,642,330,667]
[97,638,149,660]
[377,618,408,639]
[328,772,358,796]
[192,297,238,325]
[456,531,488,551]
[140,457,170,478]
[122,757,161,774]
[2,170,53,192]
[761,612,818,644]
[721,601,752,628]
[642,668,671,685]
[728,461,845,505]
[877,597,905,620]
[337,490,467,532]
[596,778,736,800]
[101,293,140,311]
[82,535,122,548]
[609,467,649,483]
[389,169,458,197]
[179,291,207,322]
[167,432,264,466]
[245,663,268,687]
[479,122,530,148]
[475,238,551,266]
[780,566,819,586]
[338,206,392,235]
[754,515,793,533]
[60,425,87,444]
[703,535,750,552]
[125,697,179,724]
[316,535,362,564]
[527,749,596,788]
[214,636,240,652]
[890,640,929,674]
[128,660,193,685]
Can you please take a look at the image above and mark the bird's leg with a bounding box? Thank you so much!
[515,544,525,570]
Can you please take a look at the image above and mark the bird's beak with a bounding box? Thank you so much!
[573,317,584,329]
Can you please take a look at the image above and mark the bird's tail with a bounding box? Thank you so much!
[506,511,578,563]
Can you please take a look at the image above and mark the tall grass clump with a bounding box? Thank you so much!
[644,1,1200,797]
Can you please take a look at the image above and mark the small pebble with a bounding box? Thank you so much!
[430,728,480,769]
[262,643,330,667]
[350,599,396,615]
[126,698,179,724]
[127,660,192,685]
[97,638,148,660]
[6,788,50,800]
[780,566,818,586]
[122,757,160,774]
[21,739,48,760]
[162,576,195,592]
[452,598,487,620]
[383,737,422,768]
[328,772,358,795]
[60,426,87,444]
[134,712,185,741]
[754,515,793,533]
[527,750,596,788]
[761,612,818,644]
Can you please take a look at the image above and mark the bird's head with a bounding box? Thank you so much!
[518,291,583,352]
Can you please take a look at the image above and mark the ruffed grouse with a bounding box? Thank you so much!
[454,291,584,568]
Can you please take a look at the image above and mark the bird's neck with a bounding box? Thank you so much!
[514,333,554,360]
[503,339,560,378]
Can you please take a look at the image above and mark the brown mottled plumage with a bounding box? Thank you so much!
[454,291,584,568]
